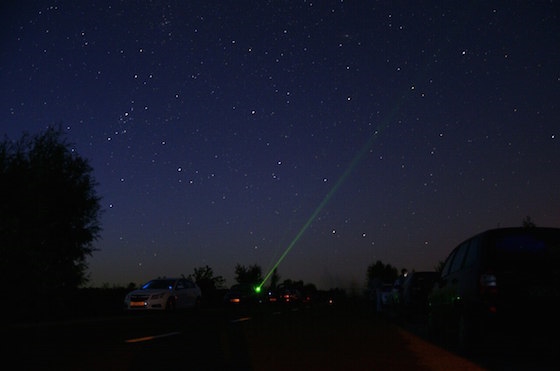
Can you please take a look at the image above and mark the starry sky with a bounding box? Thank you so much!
[1,1,559,289]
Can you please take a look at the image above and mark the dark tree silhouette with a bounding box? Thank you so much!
[234,263,262,286]
[0,127,102,312]
[191,265,226,291]
[268,268,281,290]
[523,215,536,228]
[190,265,226,306]
[366,260,399,286]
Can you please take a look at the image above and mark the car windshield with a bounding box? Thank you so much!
[141,279,176,290]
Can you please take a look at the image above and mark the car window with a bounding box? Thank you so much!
[176,281,185,290]
[184,280,195,289]
[441,249,457,277]
[463,237,478,268]
[449,241,470,273]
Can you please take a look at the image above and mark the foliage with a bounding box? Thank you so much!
[280,278,303,290]
[234,263,262,286]
[191,265,226,291]
[0,127,102,302]
[365,260,399,287]
[523,215,536,228]
[268,268,281,290]
[278,278,317,294]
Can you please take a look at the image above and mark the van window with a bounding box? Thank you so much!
[450,241,470,273]
[463,237,478,268]
[441,249,457,277]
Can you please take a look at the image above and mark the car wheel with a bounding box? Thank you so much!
[166,297,176,311]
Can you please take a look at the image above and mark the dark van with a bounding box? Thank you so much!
[428,227,560,351]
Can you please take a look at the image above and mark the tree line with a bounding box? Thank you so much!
[1,128,540,317]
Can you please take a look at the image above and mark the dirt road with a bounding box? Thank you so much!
[244,305,483,370]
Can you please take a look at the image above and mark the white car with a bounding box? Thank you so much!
[124,278,202,311]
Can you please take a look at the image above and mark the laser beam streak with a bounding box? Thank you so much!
[257,130,381,290]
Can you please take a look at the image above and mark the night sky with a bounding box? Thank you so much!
[1,1,559,289]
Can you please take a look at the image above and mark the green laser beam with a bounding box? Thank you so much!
[255,43,435,291]
[258,130,382,290]
[256,85,410,292]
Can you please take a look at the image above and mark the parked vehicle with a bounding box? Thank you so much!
[399,271,439,321]
[379,283,394,310]
[390,271,408,309]
[276,284,302,305]
[223,283,263,306]
[428,227,560,352]
[123,277,202,311]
